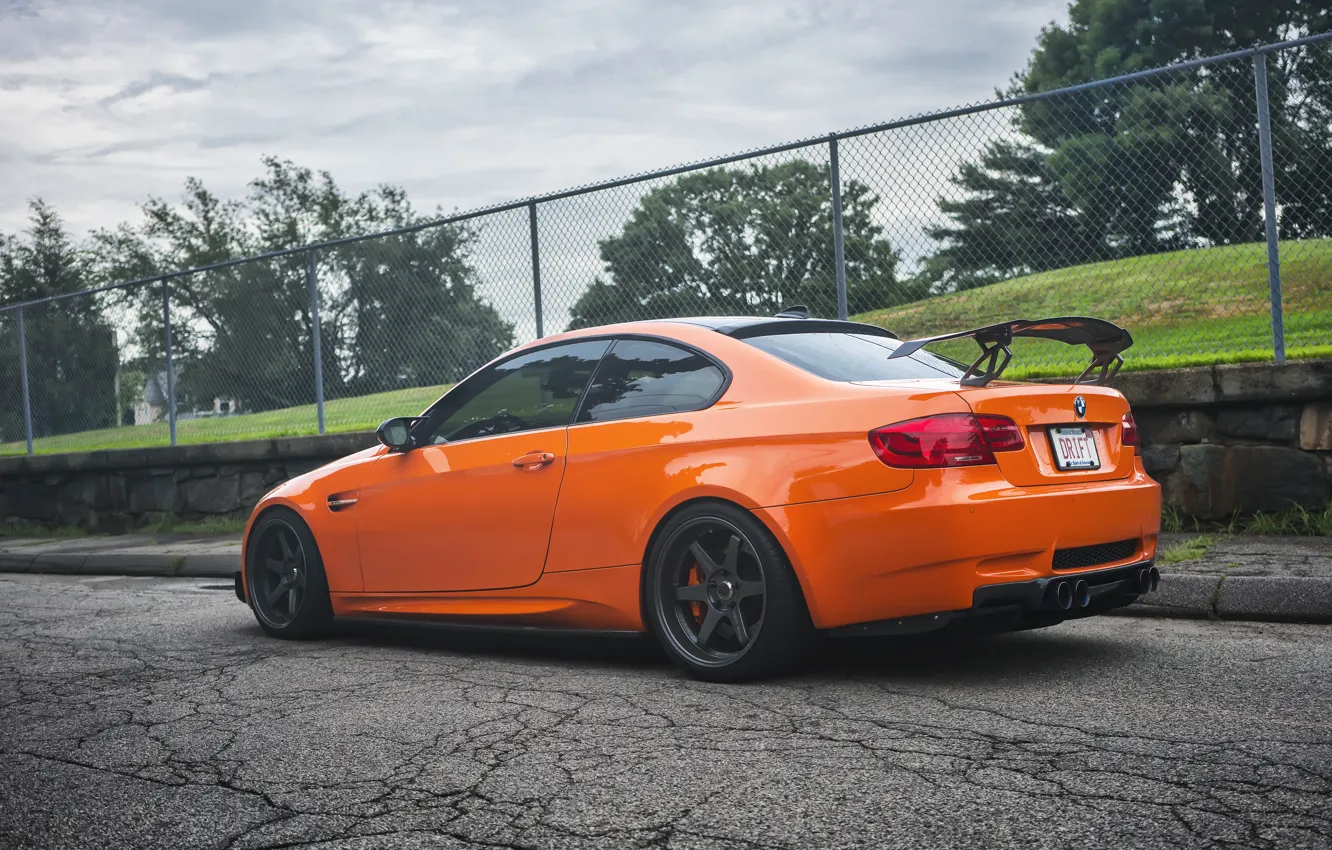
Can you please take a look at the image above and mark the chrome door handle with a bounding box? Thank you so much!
[512,451,556,469]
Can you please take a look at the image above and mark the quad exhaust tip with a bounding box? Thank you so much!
[1053,580,1073,611]
[1137,566,1161,594]
[1072,579,1091,609]
[1047,568,1154,611]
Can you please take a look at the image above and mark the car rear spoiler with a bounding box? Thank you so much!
[888,316,1133,387]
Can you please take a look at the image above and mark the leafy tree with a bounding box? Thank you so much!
[1017,0,1332,249]
[0,201,118,441]
[919,140,1106,291]
[568,160,907,328]
[95,158,513,413]
[336,226,511,394]
[923,0,1332,286]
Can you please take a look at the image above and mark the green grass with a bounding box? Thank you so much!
[852,240,1332,377]
[0,520,87,539]
[1161,506,1189,534]
[0,514,249,539]
[150,515,250,536]
[1159,535,1222,564]
[2,384,449,457]
[1162,504,1331,537]
[1245,504,1332,537]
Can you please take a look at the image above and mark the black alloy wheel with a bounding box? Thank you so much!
[251,521,307,628]
[246,509,333,639]
[646,502,811,682]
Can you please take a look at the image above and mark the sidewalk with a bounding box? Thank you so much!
[1,532,1329,624]
[0,534,240,578]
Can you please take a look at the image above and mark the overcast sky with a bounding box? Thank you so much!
[0,0,1069,239]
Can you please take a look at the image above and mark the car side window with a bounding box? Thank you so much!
[420,340,610,444]
[577,339,726,423]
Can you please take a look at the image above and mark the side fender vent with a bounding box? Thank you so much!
[327,493,358,512]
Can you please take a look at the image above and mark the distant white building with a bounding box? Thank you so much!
[135,370,240,425]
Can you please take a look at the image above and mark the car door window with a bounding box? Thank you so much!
[421,340,610,444]
[577,339,726,423]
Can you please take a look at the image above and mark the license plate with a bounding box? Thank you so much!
[1048,426,1100,470]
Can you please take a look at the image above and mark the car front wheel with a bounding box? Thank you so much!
[245,508,333,640]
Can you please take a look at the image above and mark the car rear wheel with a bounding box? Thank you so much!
[245,508,333,640]
[644,502,811,682]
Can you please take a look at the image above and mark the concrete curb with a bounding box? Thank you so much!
[0,553,236,579]
[1112,573,1332,624]
[2,557,1329,624]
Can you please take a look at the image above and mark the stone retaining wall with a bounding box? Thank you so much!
[0,433,375,533]
[1,359,1329,531]
[1097,359,1331,520]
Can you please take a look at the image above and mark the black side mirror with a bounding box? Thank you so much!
[375,417,417,451]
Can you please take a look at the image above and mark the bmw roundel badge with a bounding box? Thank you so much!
[1074,395,1087,418]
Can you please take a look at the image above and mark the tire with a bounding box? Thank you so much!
[643,501,812,682]
[245,507,333,640]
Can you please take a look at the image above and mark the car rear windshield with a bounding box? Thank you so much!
[743,331,965,382]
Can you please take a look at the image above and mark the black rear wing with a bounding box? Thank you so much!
[888,316,1133,387]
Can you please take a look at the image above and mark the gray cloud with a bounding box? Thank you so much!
[97,71,213,107]
[0,0,1067,242]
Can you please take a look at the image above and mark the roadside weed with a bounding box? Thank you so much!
[1245,504,1332,536]
[1159,535,1221,564]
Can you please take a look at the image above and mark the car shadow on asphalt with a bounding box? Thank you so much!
[329,619,669,671]
[809,629,1125,683]
[315,617,1123,684]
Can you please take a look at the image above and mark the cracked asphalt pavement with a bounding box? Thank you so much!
[1,574,1330,850]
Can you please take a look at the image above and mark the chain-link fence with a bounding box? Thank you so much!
[3,33,1330,456]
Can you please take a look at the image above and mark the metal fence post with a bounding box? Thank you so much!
[1253,52,1285,362]
[307,250,326,435]
[529,201,544,338]
[162,279,177,446]
[17,307,33,456]
[828,136,848,320]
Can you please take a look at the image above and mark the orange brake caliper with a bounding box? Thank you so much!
[689,562,705,625]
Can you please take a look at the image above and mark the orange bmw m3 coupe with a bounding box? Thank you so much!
[237,311,1162,681]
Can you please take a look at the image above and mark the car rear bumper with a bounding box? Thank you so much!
[753,464,1162,630]
[825,560,1156,638]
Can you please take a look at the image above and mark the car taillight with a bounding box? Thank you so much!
[1121,412,1140,453]
[868,413,1025,468]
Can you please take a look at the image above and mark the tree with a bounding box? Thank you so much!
[919,140,1105,291]
[0,201,118,442]
[94,158,513,413]
[922,0,1332,287]
[1020,0,1332,246]
[567,160,907,328]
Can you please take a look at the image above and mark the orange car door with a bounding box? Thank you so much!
[355,431,568,592]
[355,339,610,593]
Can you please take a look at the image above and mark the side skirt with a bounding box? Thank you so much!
[339,615,643,640]
[330,562,645,632]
